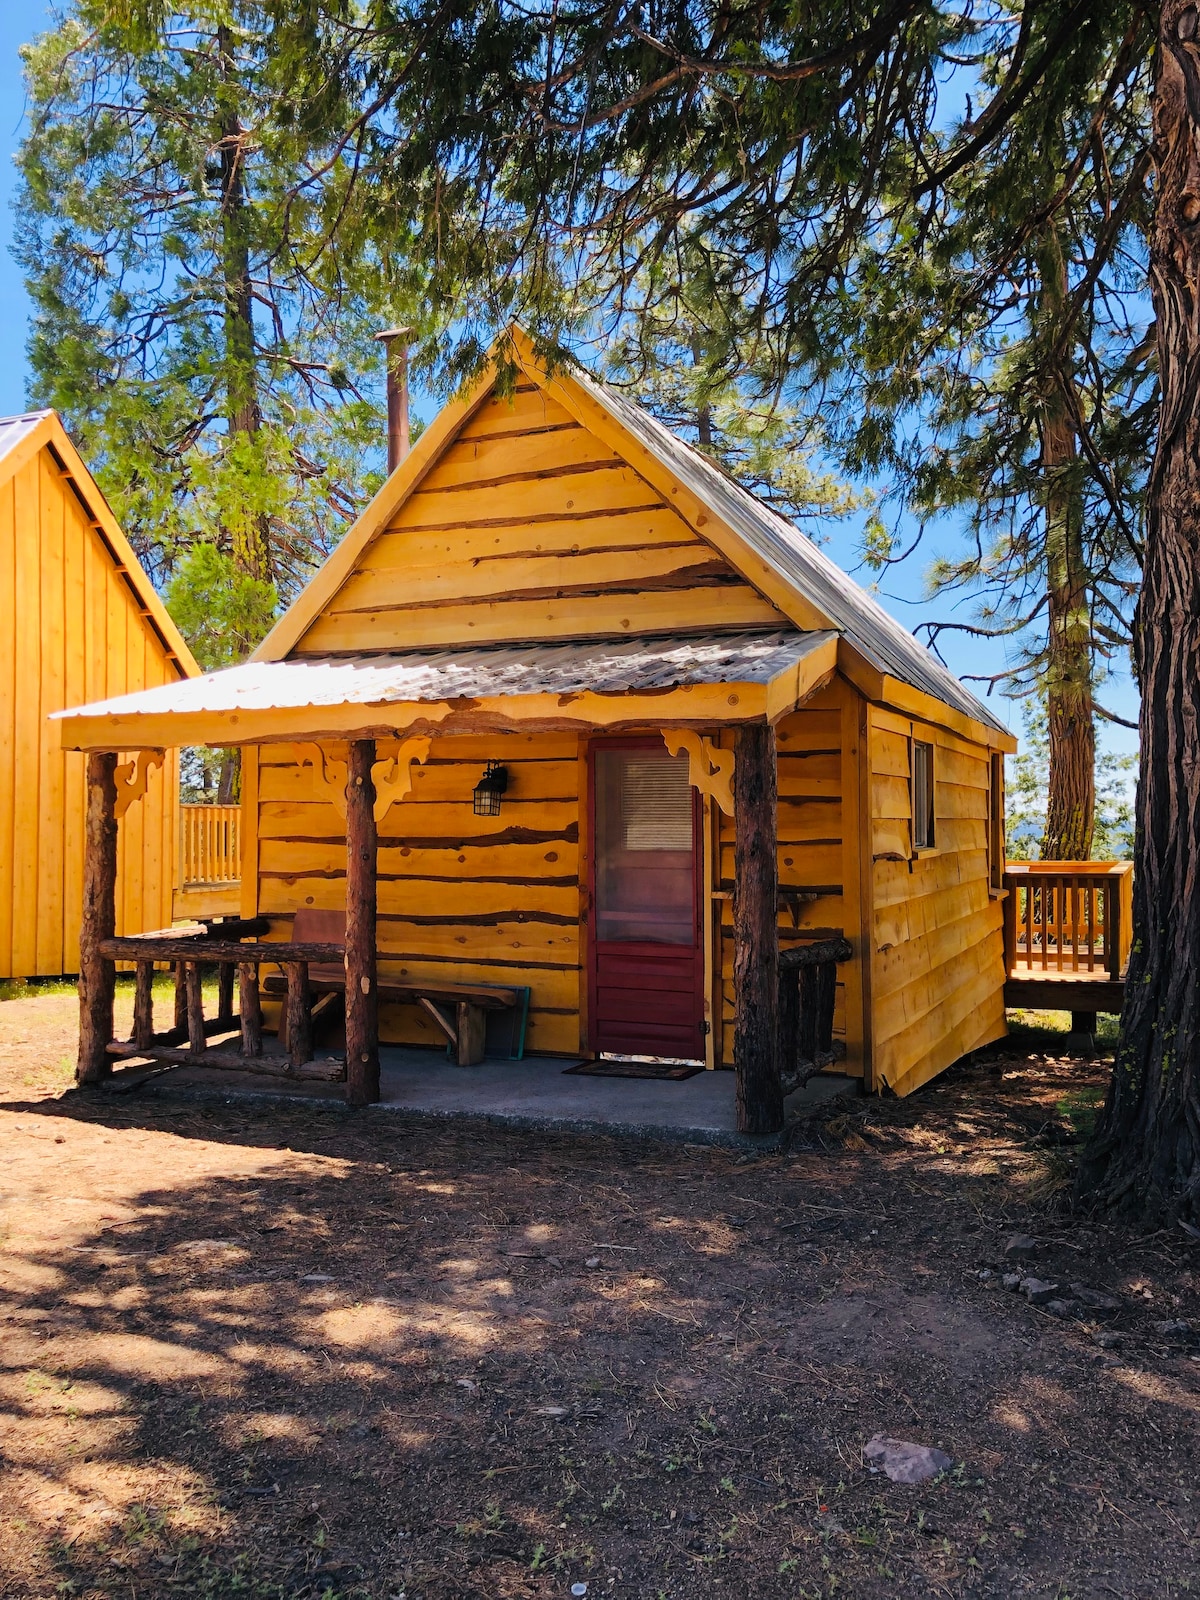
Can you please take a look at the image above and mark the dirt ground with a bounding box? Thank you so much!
[0,989,1197,1600]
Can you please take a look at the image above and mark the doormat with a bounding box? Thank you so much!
[563,1059,704,1081]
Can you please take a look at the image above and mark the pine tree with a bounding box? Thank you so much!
[15,2,409,648]
[330,0,1200,1217]
[337,0,1151,859]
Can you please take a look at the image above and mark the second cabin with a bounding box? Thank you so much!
[57,330,1017,1120]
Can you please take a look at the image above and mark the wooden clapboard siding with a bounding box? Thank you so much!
[715,683,855,1071]
[867,704,1007,1096]
[253,732,585,1050]
[0,420,192,977]
[292,385,788,656]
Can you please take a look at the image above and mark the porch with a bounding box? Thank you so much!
[1002,861,1133,1024]
[56,630,848,1137]
[103,1042,859,1148]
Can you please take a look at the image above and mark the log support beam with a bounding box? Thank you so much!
[78,752,119,1085]
[285,961,313,1068]
[733,722,783,1135]
[133,961,155,1051]
[345,738,380,1106]
[185,962,206,1053]
[239,963,263,1057]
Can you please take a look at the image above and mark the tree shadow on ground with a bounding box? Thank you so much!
[1,1043,1198,1598]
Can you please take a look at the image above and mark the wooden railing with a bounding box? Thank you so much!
[1002,862,1133,981]
[100,921,346,1083]
[778,936,852,1094]
[179,804,241,886]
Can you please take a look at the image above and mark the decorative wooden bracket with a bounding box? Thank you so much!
[664,730,735,815]
[372,736,431,825]
[299,743,350,818]
[301,738,431,824]
[114,750,164,818]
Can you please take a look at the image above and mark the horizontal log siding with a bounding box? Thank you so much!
[255,733,583,1055]
[717,689,850,1070]
[295,384,788,655]
[869,707,1006,1095]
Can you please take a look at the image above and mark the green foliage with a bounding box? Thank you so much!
[311,1,1149,710]
[604,304,867,532]
[16,1,1149,751]
[1006,703,1135,862]
[15,2,417,631]
[165,543,277,670]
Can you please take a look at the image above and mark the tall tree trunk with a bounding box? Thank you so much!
[217,24,270,593]
[216,748,240,805]
[1077,0,1200,1223]
[1038,226,1095,861]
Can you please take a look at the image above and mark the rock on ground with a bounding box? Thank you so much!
[863,1435,953,1484]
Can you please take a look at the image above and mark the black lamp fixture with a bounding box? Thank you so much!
[473,761,509,816]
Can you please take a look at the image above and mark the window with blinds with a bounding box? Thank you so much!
[621,755,693,851]
[593,747,695,944]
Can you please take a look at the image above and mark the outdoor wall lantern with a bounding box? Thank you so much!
[473,762,509,817]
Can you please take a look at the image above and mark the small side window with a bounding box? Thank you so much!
[912,740,935,851]
[988,752,1005,890]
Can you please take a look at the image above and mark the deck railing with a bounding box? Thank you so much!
[778,936,852,1094]
[1002,862,1133,982]
[101,922,346,1082]
[180,803,241,886]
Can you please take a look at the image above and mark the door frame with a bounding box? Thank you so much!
[584,732,706,1060]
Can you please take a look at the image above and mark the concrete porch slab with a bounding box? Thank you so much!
[105,1047,861,1149]
[376,1050,859,1147]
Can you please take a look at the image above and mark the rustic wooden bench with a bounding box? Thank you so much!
[260,971,521,1066]
[263,910,528,1067]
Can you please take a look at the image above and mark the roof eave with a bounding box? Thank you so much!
[54,676,800,753]
[836,639,1015,750]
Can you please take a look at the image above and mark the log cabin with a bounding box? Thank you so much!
[0,411,197,979]
[54,331,1017,1130]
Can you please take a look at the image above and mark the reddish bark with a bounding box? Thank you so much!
[77,752,117,1086]
[1078,0,1200,1220]
[345,739,380,1107]
[733,722,782,1135]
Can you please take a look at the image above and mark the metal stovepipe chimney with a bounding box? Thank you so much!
[374,326,414,472]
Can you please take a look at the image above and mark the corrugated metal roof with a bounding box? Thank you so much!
[575,370,1009,735]
[0,411,51,463]
[54,629,835,724]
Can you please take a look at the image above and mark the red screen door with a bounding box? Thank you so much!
[588,738,704,1060]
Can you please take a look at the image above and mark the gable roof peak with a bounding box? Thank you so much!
[507,328,1008,737]
[253,328,1010,740]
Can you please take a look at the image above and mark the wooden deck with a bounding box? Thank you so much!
[1002,862,1132,1018]
[172,802,241,920]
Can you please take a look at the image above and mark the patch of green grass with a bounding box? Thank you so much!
[1,972,220,1004]
[0,977,78,1002]
[1057,1085,1105,1142]
[1004,1008,1120,1052]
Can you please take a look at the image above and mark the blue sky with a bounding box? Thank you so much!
[0,5,49,416]
[0,5,1140,761]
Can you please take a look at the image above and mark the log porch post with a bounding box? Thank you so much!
[345,738,380,1106]
[733,721,783,1135]
[78,751,119,1085]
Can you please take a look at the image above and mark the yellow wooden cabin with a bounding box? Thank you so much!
[55,333,1017,1126]
[0,411,198,980]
